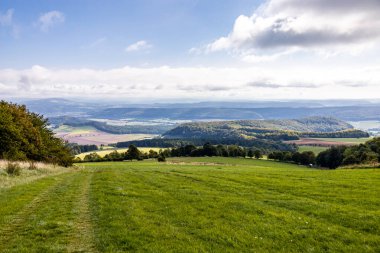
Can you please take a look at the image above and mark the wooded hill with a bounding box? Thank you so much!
[164,117,369,141]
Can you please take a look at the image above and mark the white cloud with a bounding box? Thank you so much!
[0,9,13,26]
[85,37,107,49]
[0,8,19,38]
[125,40,152,52]
[0,65,379,100]
[36,11,65,32]
[206,0,380,59]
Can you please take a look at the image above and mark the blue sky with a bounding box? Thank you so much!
[1,0,380,101]
[0,0,259,68]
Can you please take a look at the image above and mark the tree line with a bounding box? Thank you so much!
[77,138,380,170]
[0,101,73,167]
[76,143,265,163]
[115,137,297,152]
[268,137,380,169]
[316,137,380,169]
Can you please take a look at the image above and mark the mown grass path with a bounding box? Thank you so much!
[0,170,97,252]
[0,157,379,252]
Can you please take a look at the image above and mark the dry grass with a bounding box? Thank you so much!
[0,160,72,189]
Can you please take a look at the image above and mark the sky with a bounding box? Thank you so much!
[1,0,380,102]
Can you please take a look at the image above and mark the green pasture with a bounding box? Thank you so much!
[0,157,379,252]
[297,145,328,154]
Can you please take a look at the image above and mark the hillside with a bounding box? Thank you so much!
[164,117,368,140]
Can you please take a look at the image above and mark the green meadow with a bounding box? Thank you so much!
[0,157,379,252]
[297,145,328,154]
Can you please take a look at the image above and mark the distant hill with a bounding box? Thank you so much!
[14,98,380,121]
[90,105,380,121]
[164,117,369,140]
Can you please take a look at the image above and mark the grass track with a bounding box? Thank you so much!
[0,157,379,252]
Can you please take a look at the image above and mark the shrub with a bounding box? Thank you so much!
[157,155,166,162]
[6,162,21,176]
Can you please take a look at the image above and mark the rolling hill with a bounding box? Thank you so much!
[164,117,368,140]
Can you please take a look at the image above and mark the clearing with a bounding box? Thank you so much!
[0,157,379,252]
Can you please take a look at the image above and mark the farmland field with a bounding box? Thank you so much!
[0,157,379,252]
[286,137,372,147]
[76,147,162,159]
[312,137,373,144]
[54,125,156,145]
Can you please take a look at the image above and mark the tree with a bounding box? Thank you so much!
[157,154,166,162]
[247,149,254,158]
[316,146,346,169]
[125,145,141,160]
[83,152,102,162]
[202,143,218,156]
[253,150,262,159]
[148,149,158,158]
[299,151,316,165]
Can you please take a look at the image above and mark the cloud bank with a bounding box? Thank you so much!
[0,65,378,101]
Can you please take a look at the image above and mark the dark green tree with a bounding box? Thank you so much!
[253,150,262,159]
[125,145,141,160]
[247,149,254,158]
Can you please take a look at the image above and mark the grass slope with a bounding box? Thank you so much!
[0,158,379,252]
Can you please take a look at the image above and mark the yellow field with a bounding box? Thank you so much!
[76,147,162,159]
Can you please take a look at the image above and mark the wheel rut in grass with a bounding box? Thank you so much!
[67,171,98,253]
[0,173,76,247]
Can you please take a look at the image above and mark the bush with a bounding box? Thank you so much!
[157,155,166,162]
[6,162,21,176]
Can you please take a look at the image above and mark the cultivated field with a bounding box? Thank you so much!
[54,125,156,145]
[0,158,379,252]
[286,137,372,147]
[76,147,162,159]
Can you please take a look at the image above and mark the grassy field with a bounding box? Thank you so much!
[0,157,379,252]
[297,145,328,154]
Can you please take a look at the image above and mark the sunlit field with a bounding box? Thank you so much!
[0,157,379,252]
